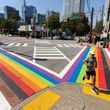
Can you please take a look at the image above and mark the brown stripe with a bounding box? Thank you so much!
[103,49,110,71]
[0,77,21,108]
[101,49,110,90]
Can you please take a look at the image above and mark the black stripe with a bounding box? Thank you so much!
[101,49,110,90]
[0,70,28,100]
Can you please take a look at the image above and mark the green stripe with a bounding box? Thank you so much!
[0,53,54,86]
[76,47,92,83]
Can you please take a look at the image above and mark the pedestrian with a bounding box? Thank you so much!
[103,31,108,48]
[83,50,98,95]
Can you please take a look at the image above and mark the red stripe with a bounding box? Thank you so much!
[0,62,35,96]
[0,59,41,92]
[98,48,107,89]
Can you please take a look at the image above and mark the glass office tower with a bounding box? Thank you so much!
[62,0,85,20]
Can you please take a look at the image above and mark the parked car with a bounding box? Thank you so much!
[63,35,72,40]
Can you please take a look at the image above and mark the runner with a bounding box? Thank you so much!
[83,50,99,95]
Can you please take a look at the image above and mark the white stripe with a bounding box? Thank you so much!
[7,43,15,46]
[34,57,65,59]
[36,47,54,49]
[105,49,110,59]
[36,51,59,53]
[54,47,71,62]
[36,54,61,55]
[33,40,37,63]
[0,46,86,78]
[0,91,12,110]
[68,44,76,47]
[36,49,57,50]
[63,44,70,47]
[15,43,22,46]
[57,44,63,47]
[74,44,82,47]
[3,48,60,77]
[59,46,87,78]
[22,43,28,46]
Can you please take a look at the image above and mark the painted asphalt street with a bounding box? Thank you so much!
[0,36,110,110]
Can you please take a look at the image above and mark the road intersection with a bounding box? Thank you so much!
[0,36,110,109]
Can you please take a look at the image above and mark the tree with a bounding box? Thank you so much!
[94,20,103,33]
[61,20,75,35]
[47,14,60,30]
[76,23,87,35]
[61,14,90,36]
[0,19,18,34]
[11,12,20,21]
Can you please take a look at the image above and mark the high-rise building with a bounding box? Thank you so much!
[103,0,110,31]
[4,6,19,19]
[37,13,46,25]
[62,0,85,20]
[22,6,37,24]
[0,13,4,18]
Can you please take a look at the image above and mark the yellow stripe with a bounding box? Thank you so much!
[83,85,110,102]
[95,47,99,87]
[0,59,40,91]
[23,90,61,110]
[0,55,50,89]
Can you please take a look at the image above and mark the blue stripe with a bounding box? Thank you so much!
[0,50,60,84]
[68,47,90,82]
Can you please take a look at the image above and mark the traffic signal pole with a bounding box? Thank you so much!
[89,7,94,43]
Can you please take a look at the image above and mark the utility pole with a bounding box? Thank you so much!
[89,7,94,43]
[32,9,36,38]
[23,0,26,23]
[107,1,110,31]
[23,0,28,37]
[90,7,94,31]
[101,5,104,31]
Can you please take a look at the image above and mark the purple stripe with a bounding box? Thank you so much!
[0,47,87,82]
[61,46,88,82]
[0,48,61,81]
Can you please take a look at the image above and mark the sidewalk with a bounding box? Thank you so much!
[13,83,110,110]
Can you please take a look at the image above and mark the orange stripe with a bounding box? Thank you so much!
[0,59,41,92]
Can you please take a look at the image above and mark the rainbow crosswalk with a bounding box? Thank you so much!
[0,46,110,101]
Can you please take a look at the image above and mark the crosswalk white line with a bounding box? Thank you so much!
[35,54,61,55]
[54,46,71,62]
[57,44,63,47]
[34,57,65,59]
[63,44,70,47]
[22,43,28,46]
[15,43,22,46]
[3,43,29,47]
[35,51,59,53]
[68,44,76,47]
[7,43,15,46]
[37,40,51,44]
[36,49,57,50]
[33,46,70,61]
[36,47,55,49]
[0,91,12,110]
[57,44,82,48]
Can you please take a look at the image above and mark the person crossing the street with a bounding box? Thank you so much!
[83,50,98,95]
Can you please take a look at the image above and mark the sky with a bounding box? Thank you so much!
[0,0,106,25]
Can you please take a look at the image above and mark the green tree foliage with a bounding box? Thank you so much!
[0,19,18,34]
[47,14,60,30]
[94,20,103,33]
[61,14,90,36]
[11,12,20,21]
[61,20,75,35]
